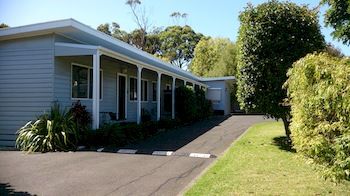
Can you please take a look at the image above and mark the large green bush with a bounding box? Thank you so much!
[16,104,79,152]
[285,53,350,180]
[236,0,325,138]
[175,86,212,122]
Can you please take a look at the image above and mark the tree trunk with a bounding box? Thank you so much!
[282,116,291,141]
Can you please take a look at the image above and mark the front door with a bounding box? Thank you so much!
[118,75,126,120]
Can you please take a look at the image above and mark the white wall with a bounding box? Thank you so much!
[203,80,233,115]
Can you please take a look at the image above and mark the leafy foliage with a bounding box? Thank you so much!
[70,101,91,144]
[0,23,9,28]
[324,42,345,57]
[158,25,203,68]
[16,104,78,152]
[285,53,350,181]
[236,0,325,137]
[322,0,350,45]
[190,37,237,77]
[175,86,212,122]
[86,120,178,147]
[70,101,91,128]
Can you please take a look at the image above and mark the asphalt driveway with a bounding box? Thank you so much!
[0,115,270,196]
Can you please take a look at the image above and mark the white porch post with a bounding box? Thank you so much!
[137,66,142,124]
[92,51,100,129]
[183,80,186,86]
[172,76,176,119]
[157,72,162,121]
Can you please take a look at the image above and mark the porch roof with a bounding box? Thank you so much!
[0,18,217,84]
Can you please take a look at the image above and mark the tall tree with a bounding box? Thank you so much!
[97,22,129,42]
[322,0,350,45]
[237,1,325,139]
[158,25,203,69]
[97,23,112,35]
[97,22,160,54]
[190,37,237,77]
[325,42,344,57]
[125,0,150,50]
[170,12,188,25]
[0,23,9,28]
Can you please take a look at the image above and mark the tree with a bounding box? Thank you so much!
[97,22,129,42]
[158,25,203,69]
[325,42,344,57]
[97,23,112,35]
[0,23,9,28]
[170,12,188,25]
[190,37,237,77]
[125,0,150,50]
[237,1,325,139]
[322,0,350,45]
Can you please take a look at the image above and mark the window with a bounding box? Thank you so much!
[130,78,137,101]
[71,64,102,99]
[129,78,148,101]
[152,82,157,102]
[72,65,88,98]
[141,80,148,101]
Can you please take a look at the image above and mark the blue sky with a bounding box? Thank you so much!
[0,0,349,55]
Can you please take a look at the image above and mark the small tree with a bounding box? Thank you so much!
[237,1,325,139]
[322,0,350,45]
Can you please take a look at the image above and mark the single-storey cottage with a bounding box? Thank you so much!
[0,19,235,146]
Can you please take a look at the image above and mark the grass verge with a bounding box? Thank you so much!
[186,122,350,195]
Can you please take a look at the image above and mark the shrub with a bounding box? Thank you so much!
[70,100,91,128]
[158,119,179,130]
[194,88,212,119]
[16,104,78,152]
[70,101,91,144]
[175,86,197,122]
[86,121,160,147]
[141,108,152,122]
[285,53,350,180]
[175,86,212,122]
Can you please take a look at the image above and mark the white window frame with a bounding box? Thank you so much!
[129,76,148,103]
[71,63,103,100]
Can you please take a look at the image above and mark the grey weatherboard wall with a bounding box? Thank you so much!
[0,34,55,146]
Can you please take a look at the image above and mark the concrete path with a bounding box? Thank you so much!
[0,115,269,196]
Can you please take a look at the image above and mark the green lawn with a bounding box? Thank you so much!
[186,122,350,195]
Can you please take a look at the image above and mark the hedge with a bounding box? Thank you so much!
[285,53,350,181]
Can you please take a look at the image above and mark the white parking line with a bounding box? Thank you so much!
[117,149,137,154]
[152,151,173,156]
[189,153,211,159]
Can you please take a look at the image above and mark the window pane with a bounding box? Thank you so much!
[130,78,137,101]
[142,80,148,101]
[72,65,88,98]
